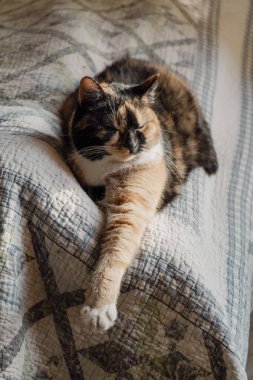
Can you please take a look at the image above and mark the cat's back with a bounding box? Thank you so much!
[95,58,195,115]
[95,58,158,85]
[95,57,186,93]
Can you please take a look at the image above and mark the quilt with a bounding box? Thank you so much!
[0,0,253,379]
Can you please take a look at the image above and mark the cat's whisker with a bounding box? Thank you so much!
[161,153,184,184]
[139,148,184,183]
[166,163,184,185]
[78,146,106,154]
[80,145,106,150]
[66,147,106,163]
[170,163,184,180]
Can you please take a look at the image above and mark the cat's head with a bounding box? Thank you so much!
[70,74,161,162]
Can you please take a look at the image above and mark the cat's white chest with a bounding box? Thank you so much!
[75,155,119,186]
[73,142,163,187]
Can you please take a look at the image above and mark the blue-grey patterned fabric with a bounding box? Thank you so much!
[0,1,252,379]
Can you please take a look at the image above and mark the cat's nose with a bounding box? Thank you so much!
[121,131,139,154]
[128,144,139,154]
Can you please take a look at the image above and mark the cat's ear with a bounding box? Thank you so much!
[79,76,105,109]
[128,74,159,102]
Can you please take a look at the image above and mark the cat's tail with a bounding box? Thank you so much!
[197,117,218,175]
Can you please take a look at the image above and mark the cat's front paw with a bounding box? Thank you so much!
[81,303,117,332]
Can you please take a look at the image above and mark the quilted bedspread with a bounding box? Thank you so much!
[0,0,253,379]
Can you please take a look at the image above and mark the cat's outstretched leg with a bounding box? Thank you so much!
[80,159,167,332]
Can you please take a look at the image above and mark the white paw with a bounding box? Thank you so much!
[80,304,117,332]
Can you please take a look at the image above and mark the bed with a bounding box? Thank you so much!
[0,0,252,378]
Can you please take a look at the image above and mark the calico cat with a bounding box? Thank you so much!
[61,58,218,332]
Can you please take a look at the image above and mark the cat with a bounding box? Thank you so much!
[61,57,218,332]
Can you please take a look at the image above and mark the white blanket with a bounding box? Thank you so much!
[0,0,252,379]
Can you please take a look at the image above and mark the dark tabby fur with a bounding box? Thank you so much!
[61,58,218,331]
